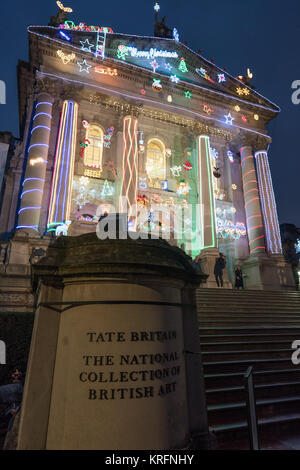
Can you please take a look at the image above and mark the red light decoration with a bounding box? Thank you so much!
[183,160,193,171]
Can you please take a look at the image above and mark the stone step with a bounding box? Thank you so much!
[207,396,300,427]
[206,381,300,405]
[201,340,295,351]
[204,368,300,388]
[200,333,300,343]
[202,348,293,362]
[199,320,300,327]
[199,326,300,335]
[203,357,297,374]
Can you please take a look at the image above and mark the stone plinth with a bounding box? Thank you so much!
[198,248,232,289]
[242,255,296,291]
[17,234,209,450]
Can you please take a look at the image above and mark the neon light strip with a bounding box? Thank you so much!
[36,102,53,108]
[245,197,260,208]
[244,188,259,196]
[28,143,49,152]
[21,189,43,198]
[120,116,138,221]
[33,112,52,120]
[255,151,282,254]
[31,125,51,134]
[18,206,42,214]
[16,225,39,230]
[22,177,45,186]
[249,235,265,245]
[250,246,266,255]
[248,225,264,232]
[37,71,273,141]
[48,100,78,226]
[27,25,280,113]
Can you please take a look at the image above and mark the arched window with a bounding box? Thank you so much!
[146,139,166,180]
[84,125,104,168]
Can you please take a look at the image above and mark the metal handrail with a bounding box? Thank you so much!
[244,366,260,450]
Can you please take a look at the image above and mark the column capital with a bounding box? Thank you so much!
[229,131,271,154]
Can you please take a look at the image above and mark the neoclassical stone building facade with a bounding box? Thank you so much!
[0,8,295,313]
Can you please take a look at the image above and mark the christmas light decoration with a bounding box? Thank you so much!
[167,95,173,103]
[120,116,138,222]
[254,114,259,121]
[80,139,90,158]
[202,104,214,115]
[170,75,180,84]
[255,151,282,254]
[151,60,159,73]
[161,180,168,191]
[117,45,129,61]
[48,100,78,229]
[152,79,162,92]
[218,73,226,83]
[183,160,193,171]
[138,177,148,190]
[154,3,160,12]
[77,59,92,73]
[56,49,75,64]
[232,184,237,190]
[101,179,114,197]
[165,148,172,157]
[234,105,241,112]
[178,58,188,73]
[105,161,117,179]
[56,1,73,13]
[165,63,172,72]
[185,91,192,99]
[125,46,178,60]
[242,115,248,123]
[59,31,71,41]
[173,28,179,42]
[177,181,190,195]
[210,148,219,160]
[237,87,250,96]
[195,68,214,83]
[103,127,115,148]
[80,39,94,52]
[227,150,234,163]
[29,157,48,166]
[224,113,234,125]
[170,166,182,177]
[82,120,90,129]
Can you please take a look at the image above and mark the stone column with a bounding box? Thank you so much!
[17,93,53,233]
[255,150,282,254]
[196,135,217,250]
[240,146,266,256]
[120,115,138,221]
[47,100,78,231]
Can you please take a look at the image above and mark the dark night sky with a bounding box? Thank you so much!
[0,0,299,225]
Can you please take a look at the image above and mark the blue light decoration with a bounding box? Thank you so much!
[224,113,234,125]
[80,39,95,52]
[170,75,180,84]
[161,180,168,191]
[173,28,180,43]
[47,100,78,230]
[59,30,71,41]
[77,59,92,73]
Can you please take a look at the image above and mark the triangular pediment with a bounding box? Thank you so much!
[28,25,279,113]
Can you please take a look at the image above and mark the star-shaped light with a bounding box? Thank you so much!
[154,2,160,12]
[165,63,172,72]
[77,59,92,73]
[80,39,95,52]
[185,91,192,99]
[151,60,159,73]
[170,75,180,84]
[218,73,226,83]
[170,166,182,177]
[224,113,234,125]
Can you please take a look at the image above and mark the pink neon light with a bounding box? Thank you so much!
[247,215,262,222]
[248,224,263,232]
[244,180,258,187]
[245,197,260,208]
[244,188,259,196]
[250,246,265,254]
[249,235,265,245]
[241,155,253,165]
[243,169,256,179]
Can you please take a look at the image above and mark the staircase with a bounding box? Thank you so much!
[196,288,300,449]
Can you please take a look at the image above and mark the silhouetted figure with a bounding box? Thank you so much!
[214,253,226,288]
[235,265,244,290]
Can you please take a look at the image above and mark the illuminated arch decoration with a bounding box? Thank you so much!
[146,139,166,181]
[84,124,104,169]
[48,100,78,230]
[120,116,138,221]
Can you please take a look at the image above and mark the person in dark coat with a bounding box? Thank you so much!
[235,265,244,290]
[214,253,226,287]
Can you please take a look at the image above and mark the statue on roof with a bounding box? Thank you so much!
[154,3,173,39]
[49,1,73,27]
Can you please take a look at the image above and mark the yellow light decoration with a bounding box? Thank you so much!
[232,184,237,190]
[56,1,73,13]
[30,157,46,166]
[57,49,75,64]
[234,105,241,112]
[247,68,253,79]
[95,66,118,76]
[236,87,250,96]
[254,114,259,121]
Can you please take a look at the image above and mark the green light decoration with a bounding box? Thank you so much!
[178,58,188,73]
[101,179,114,197]
[185,91,192,99]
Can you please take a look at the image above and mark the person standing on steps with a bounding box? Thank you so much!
[234,265,244,290]
[214,253,226,288]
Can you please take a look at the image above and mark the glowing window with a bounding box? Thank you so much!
[84,125,104,168]
[146,139,166,180]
